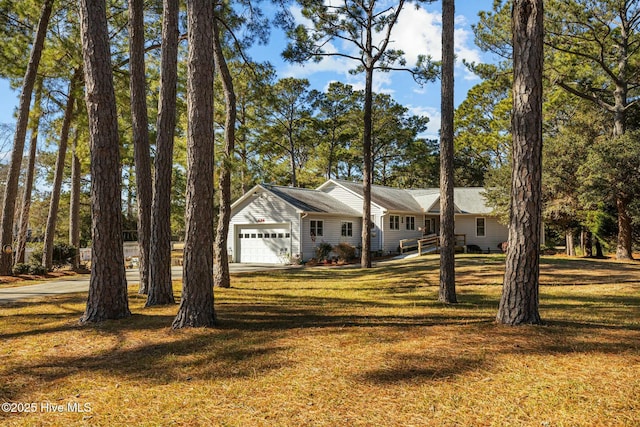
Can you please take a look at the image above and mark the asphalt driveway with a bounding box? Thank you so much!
[0,263,298,304]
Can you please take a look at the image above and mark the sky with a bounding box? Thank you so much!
[0,0,497,141]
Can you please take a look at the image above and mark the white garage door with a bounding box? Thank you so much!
[237,224,291,263]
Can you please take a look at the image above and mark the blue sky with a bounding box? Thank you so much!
[0,0,497,140]
[247,0,498,139]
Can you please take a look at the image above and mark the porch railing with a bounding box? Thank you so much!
[417,234,466,255]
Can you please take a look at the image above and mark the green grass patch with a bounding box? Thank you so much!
[0,255,638,426]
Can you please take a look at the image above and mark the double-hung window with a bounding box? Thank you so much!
[310,220,324,237]
[341,221,353,237]
[389,215,400,230]
[476,217,486,237]
[405,216,415,230]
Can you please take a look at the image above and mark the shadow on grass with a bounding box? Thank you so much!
[3,255,640,395]
[362,355,488,384]
[0,328,291,406]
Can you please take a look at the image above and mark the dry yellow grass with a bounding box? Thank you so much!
[0,255,638,426]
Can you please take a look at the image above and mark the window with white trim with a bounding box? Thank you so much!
[310,220,323,237]
[341,221,353,237]
[389,215,400,230]
[476,217,486,237]
[405,216,415,230]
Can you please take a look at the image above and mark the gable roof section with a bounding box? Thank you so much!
[452,188,493,214]
[232,184,361,217]
[234,182,494,217]
[407,187,492,214]
[323,179,424,213]
[406,188,441,212]
[264,184,360,216]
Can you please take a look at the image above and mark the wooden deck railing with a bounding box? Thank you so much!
[416,234,466,255]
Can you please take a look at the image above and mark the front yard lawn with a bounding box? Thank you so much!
[1,255,638,426]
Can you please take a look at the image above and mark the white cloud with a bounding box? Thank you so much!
[280,56,351,79]
[279,3,484,109]
[391,7,482,81]
[392,8,442,64]
[407,104,441,140]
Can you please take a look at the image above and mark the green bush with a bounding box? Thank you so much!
[30,242,78,267]
[12,263,48,275]
[466,244,483,254]
[333,242,356,261]
[314,242,333,261]
[12,263,31,275]
[28,264,47,276]
[52,243,77,267]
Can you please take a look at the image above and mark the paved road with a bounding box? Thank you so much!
[0,263,297,304]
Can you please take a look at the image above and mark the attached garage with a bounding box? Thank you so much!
[236,223,291,264]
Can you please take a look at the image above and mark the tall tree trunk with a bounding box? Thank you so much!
[361,64,373,269]
[213,15,236,289]
[595,238,604,258]
[0,0,53,275]
[78,0,130,323]
[14,80,43,266]
[497,0,543,326]
[42,70,80,270]
[289,133,297,187]
[172,0,216,328]
[69,129,81,270]
[616,196,633,260]
[611,81,632,260]
[128,0,153,293]
[584,229,593,258]
[147,0,179,306]
[565,230,575,257]
[438,0,457,304]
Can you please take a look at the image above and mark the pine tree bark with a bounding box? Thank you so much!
[213,15,236,289]
[69,129,81,270]
[172,0,215,328]
[595,238,604,258]
[147,0,179,306]
[78,0,130,323]
[565,230,575,257]
[15,81,43,266]
[0,0,53,275]
[584,230,593,258]
[43,70,80,270]
[128,0,153,293]
[361,65,373,269]
[616,196,633,260]
[497,0,543,326]
[438,0,457,304]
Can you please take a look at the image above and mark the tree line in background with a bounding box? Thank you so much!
[472,0,640,260]
[0,0,635,327]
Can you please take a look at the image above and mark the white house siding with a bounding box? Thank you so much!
[320,183,366,212]
[228,192,301,263]
[301,215,362,261]
[381,213,425,254]
[320,183,384,252]
[454,215,508,252]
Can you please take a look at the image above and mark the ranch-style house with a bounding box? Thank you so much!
[227,179,508,264]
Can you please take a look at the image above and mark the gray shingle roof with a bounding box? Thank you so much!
[330,179,424,212]
[333,180,493,214]
[452,188,493,214]
[405,188,440,212]
[407,187,492,214]
[236,181,493,217]
[263,184,361,216]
